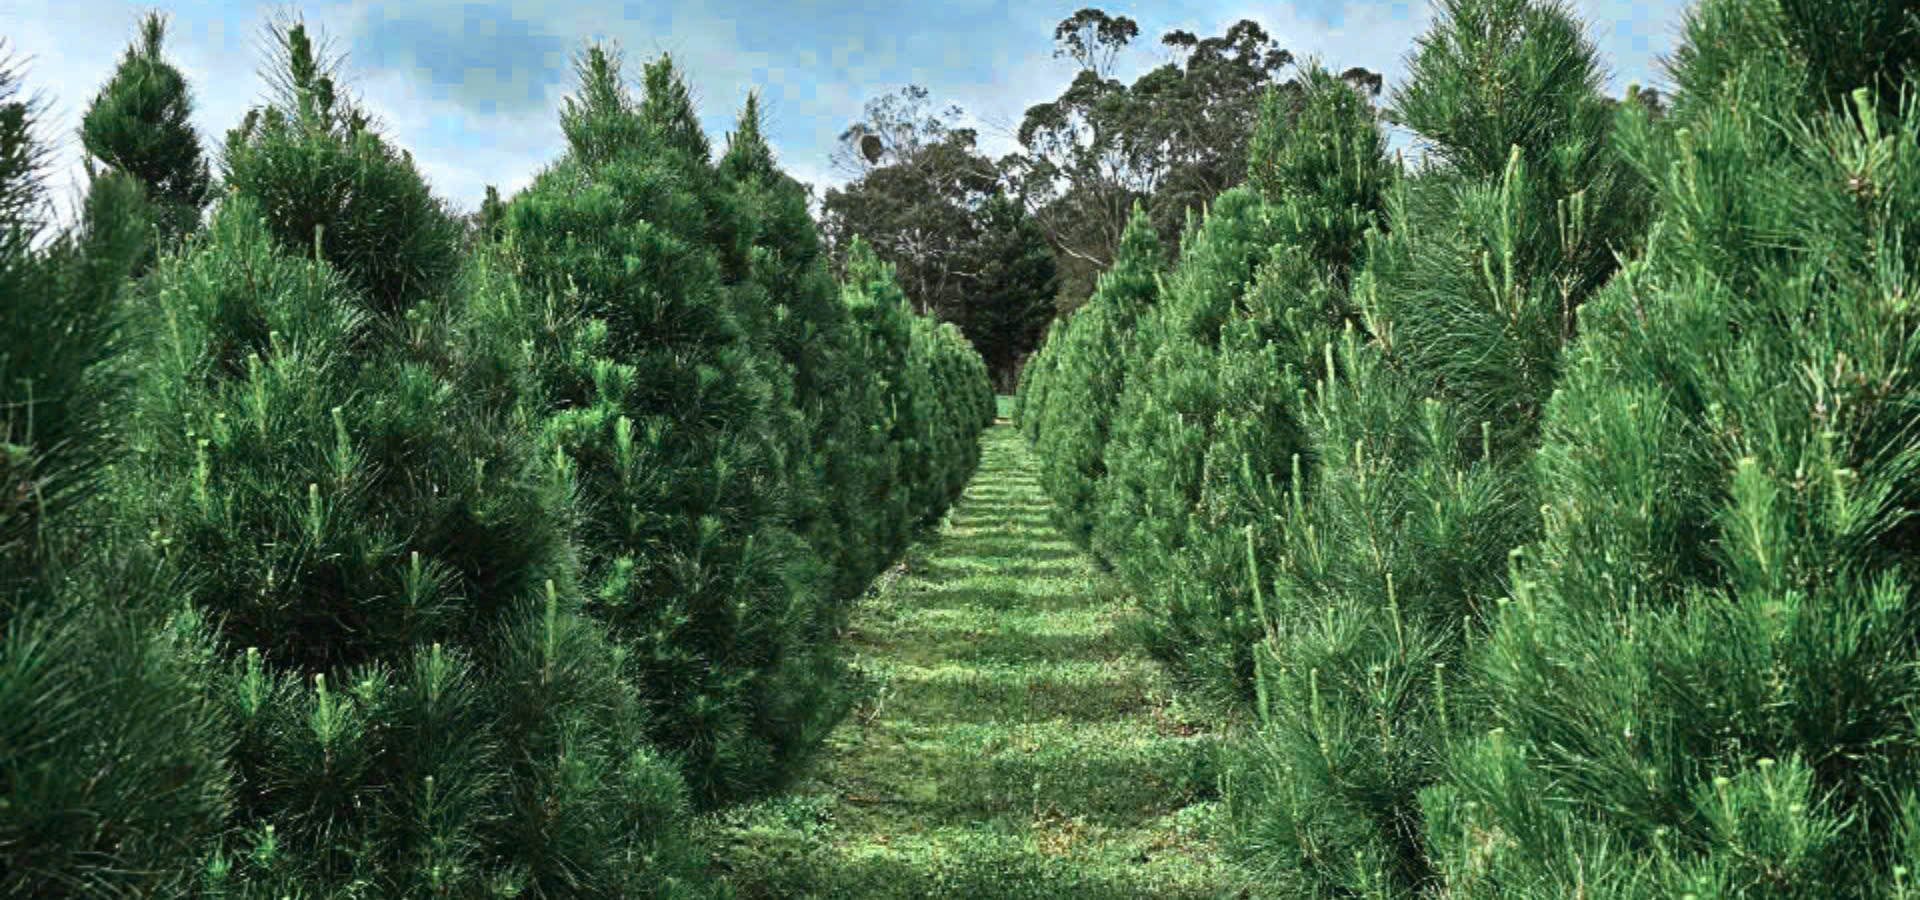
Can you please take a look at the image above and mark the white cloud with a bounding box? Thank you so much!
[0,0,1696,238]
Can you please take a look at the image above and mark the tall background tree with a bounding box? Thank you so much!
[820,85,1003,311]
[820,86,1059,391]
[993,8,1388,315]
[823,9,1389,392]
[945,190,1058,392]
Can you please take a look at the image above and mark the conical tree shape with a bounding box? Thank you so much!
[717,91,778,184]
[2,54,231,890]
[1420,2,1920,895]
[1205,7,1649,889]
[498,42,847,807]
[1096,185,1285,603]
[840,234,921,561]
[108,34,718,885]
[107,183,693,896]
[953,190,1059,391]
[719,89,889,605]
[477,183,506,243]
[636,51,755,288]
[639,52,714,165]
[77,10,215,277]
[1015,315,1063,447]
[1033,199,1163,553]
[1364,0,1657,460]
[1163,60,1401,698]
[216,17,466,316]
[714,90,828,616]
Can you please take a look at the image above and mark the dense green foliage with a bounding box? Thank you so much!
[1029,199,1164,552]
[3,20,990,896]
[948,191,1059,393]
[719,90,884,608]
[472,44,992,813]
[24,0,1920,893]
[1091,183,1288,629]
[76,11,215,277]
[816,93,1057,393]
[1422,0,1920,892]
[214,22,468,319]
[1,47,231,893]
[1016,0,1920,894]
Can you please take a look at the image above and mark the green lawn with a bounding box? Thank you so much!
[697,416,1276,898]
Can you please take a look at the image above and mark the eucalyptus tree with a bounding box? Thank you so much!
[820,100,1002,317]
[995,7,1388,312]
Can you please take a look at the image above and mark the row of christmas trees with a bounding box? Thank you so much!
[1,14,992,897]
[1015,0,1920,894]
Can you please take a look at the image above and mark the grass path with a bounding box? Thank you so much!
[698,411,1274,898]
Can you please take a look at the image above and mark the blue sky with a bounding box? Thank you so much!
[2,0,1694,238]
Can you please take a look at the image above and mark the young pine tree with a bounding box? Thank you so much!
[76,10,215,278]
[2,50,231,894]
[1359,0,1657,462]
[496,43,848,807]
[1158,60,1404,708]
[108,23,710,893]
[1423,0,1920,893]
[1031,200,1165,556]
[1215,0,1658,889]
[1095,185,1286,622]
[717,91,852,616]
[839,235,927,559]
[216,16,466,317]
[1016,315,1066,447]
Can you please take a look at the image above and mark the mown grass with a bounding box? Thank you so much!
[697,400,1277,898]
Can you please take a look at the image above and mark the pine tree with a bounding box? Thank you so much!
[1421,0,1920,892]
[1095,185,1284,609]
[1360,0,1657,461]
[1207,1,1656,888]
[841,235,923,561]
[216,16,466,317]
[952,190,1059,391]
[478,184,507,243]
[719,90,891,605]
[1016,315,1066,447]
[1141,61,1404,708]
[77,10,214,278]
[107,23,713,892]
[715,90,835,630]
[1032,200,1164,554]
[498,42,848,806]
[1,46,231,893]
